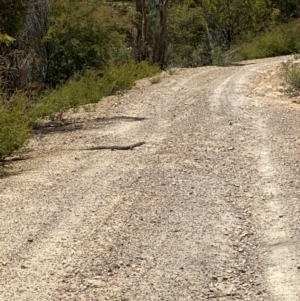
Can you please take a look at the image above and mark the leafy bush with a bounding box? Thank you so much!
[169,44,211,67]
[110,46,133,65]
[233,21,300,61]
[0,96,31,161]
[168,6,211,67]
[32,61,160,120]
[44,0,126,86]
[281,58,300,92]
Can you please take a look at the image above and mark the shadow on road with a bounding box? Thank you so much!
[33,115,148,135]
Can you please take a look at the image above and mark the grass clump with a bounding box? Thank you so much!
[150,76,161,84]
[233,21,300,61]
[280,56,300,94]
[32,61,160,120]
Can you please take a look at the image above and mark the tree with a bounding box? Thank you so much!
[132,0,148,61]
[158,0,168,68]
[43,0,124,86]
[130,0,169,67]
[17,0,51,88]
[197,0,277,47]
[168,5,211,66]
[167,0,279,67]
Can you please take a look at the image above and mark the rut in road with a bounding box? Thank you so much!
[0,56,299,300]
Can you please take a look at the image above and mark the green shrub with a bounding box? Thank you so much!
[169,44,211,67]
[44,0,125,86]
[32,76,91,120]
[32,61,160,120]
[233,21,300,61]
[110,46,133,65]
[211,46,226,66]
[0,97,31,161]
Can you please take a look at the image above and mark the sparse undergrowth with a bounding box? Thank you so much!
[280,56,300,97]
[32,61,160,120]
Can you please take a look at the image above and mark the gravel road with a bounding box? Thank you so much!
[1,56,300,300]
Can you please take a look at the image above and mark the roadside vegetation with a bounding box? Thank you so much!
[1,0,300,162]
[32,62,160,121]
[280,55,300,95]
[233,20,300,61]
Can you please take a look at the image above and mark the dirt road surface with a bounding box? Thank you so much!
[1,56,300,301]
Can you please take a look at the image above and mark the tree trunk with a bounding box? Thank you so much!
[295,0,300,17]
[141,0,148,60]
[133,0,148,61]
[158,0,168,69]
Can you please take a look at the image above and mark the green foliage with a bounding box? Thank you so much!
[0,33,15,45]
[0,95,31,161]
[271,0,300,20]
[0,0,29,37]
[211,46,226,65]
[281,58,300,92]
[170,44,211,67]
[186,0,277,46]
[32,62,160,120]
[167,0,278,67]
[44,0,126,86]
[110,45,133,65]
[168,5,212,67]
[233,21,300,61]
[0,0,29,96]
[103,61,160,92]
